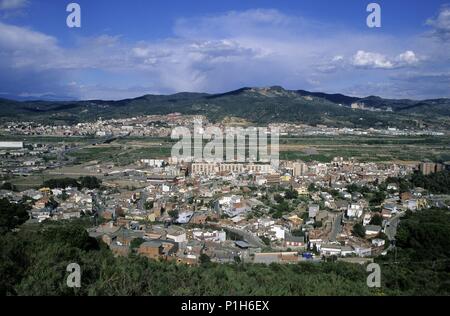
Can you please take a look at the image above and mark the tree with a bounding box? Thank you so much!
[314,221,323,228]
[352,223,366,238]
[308,183,318,192]
[199,253,211,265]
[168,210,179,219]
[261,236,271,246]
[346,184,360,194]
[79,176,102,190]
[370,214,383,226]
[291,229,305,237]
[0,182,17,192]
[0,199,30,233]
[43,178,79,189]
[144,201,154,210]
[285,189,298,200]
[274,194,284,204]
[130,238,145,251]
[370,190,386,206]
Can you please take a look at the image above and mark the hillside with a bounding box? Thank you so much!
[0,87,449,129]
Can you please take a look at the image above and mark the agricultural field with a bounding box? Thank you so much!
[278,135,450,163]
[5,134,449,191]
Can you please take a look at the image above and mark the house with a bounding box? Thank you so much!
[176,211,194,224]
[284,235,306,249]
[166,227,187,243]
[404,199,418,211]
[192,229,226,243]
[354,246,372,257]
[387,183,398,191]
[341,246,355,257]
[372,239,385,247]
[190,212,209,225]
[270,225,286,240]
[320,244,342,257]
[335,200,349,211]
[308,204,320,218]
[316,210,329,222]
[381,209,393,219]
[253,252,298,264]
[365,225,382,236]
[34,197,49,209]
[383,203,398,213]
[55,208,81,220]
[284,214,303,229]
[363,213,372,226]
[400,192,413,201]
[347,203,363,218]
[138,241,163,259]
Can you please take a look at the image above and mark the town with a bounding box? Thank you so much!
[1,122,449,266]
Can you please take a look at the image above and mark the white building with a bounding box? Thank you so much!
[270,225,286,240]
[372,239,386,247]
[365,225,382,236]
[363,213,372,226]
[293,162,308,177]
[192,229,226,243]
[166,229,187,243]
[0,141,23,149]
[308,204,320,218]
[347,203,363,218]
[320,244,342,256]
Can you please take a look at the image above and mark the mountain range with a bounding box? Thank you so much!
[1,86,449,129]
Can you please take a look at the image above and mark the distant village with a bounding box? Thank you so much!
[2,114,446,138]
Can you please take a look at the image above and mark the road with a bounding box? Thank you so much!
[220,224,266,248]
[57,134,130,166]
[385,212,403,242]
[329,213,343,242]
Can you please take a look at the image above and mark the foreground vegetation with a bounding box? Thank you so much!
[1,197,449,295]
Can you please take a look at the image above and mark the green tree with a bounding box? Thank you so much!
[370,214,383,226]
[199,253,211,265]
[144,201,154,210]
[168,210,179,219]
[285,189,298,200]
[78,176,102,190]
[352,223,366,238]
[130,238,145,251]
[274,194,284,204]
[0,182,17,191]
[0,199,30,234]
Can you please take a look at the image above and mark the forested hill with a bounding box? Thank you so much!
[0,87,449,129]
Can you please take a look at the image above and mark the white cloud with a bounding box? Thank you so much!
[352,50,394,69]
[397,50,419,65]
[0,21,61,69]
[426,5,450,40]
[0,7,447,100]
[351,50,420,69]
[0,0,28,10]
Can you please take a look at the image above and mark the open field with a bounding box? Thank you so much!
[5,134,450,190]
[278,135,450,163]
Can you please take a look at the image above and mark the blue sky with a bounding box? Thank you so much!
[0,0,449,100]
